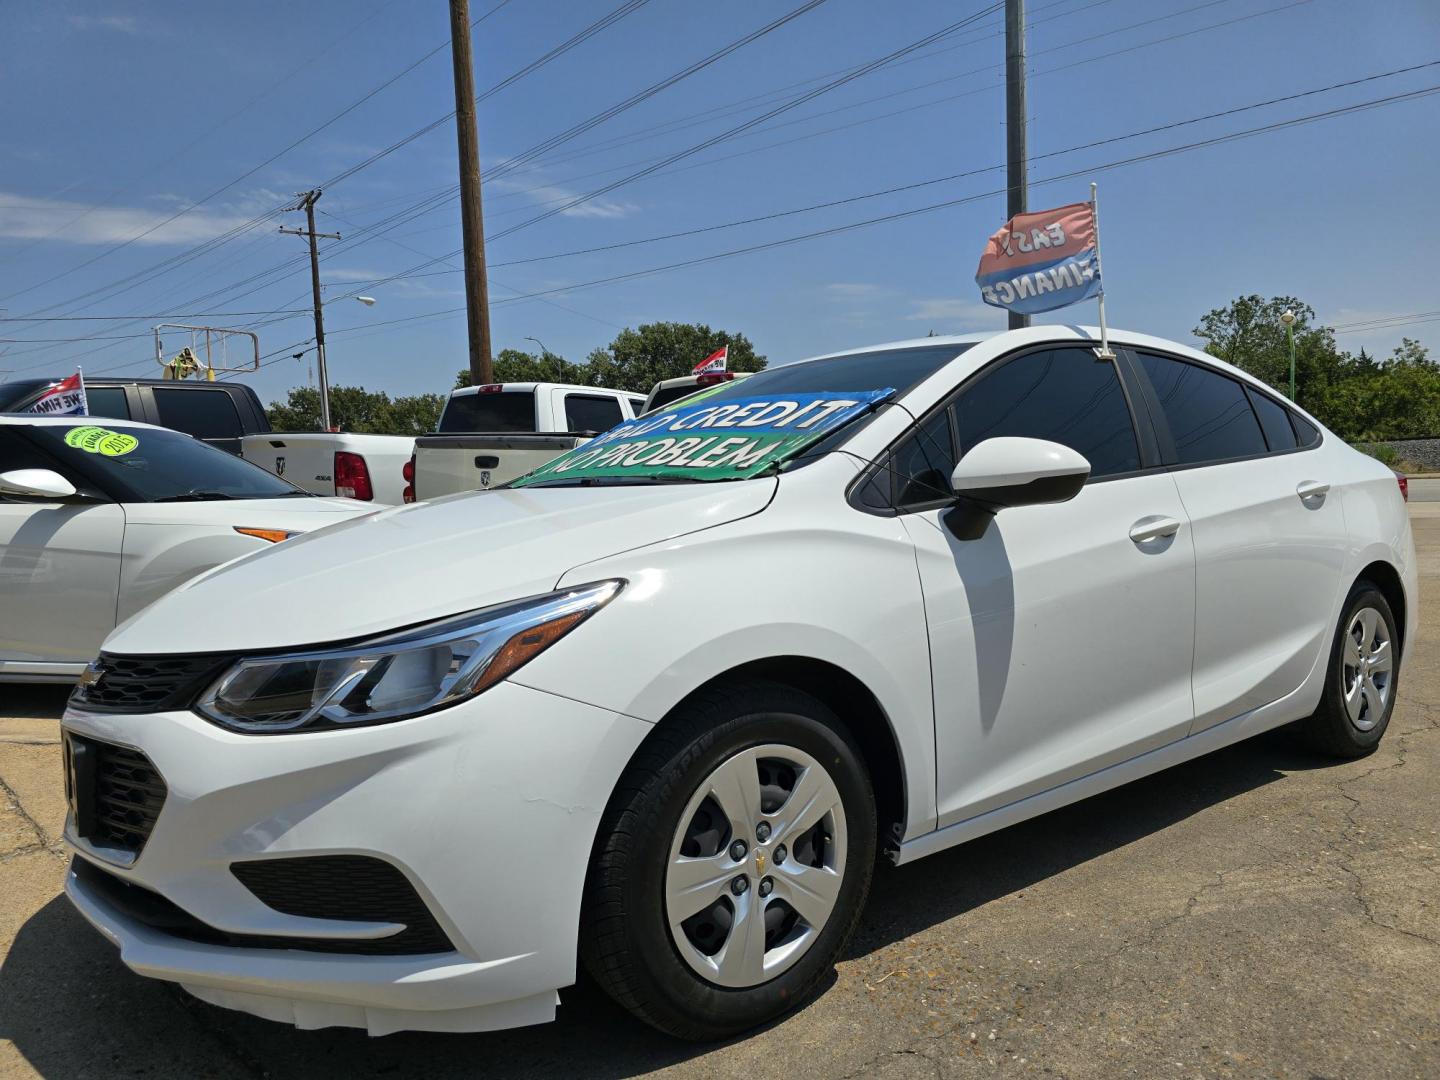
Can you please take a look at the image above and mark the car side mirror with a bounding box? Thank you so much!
[0,468,78,500]
[943,437,1090,541]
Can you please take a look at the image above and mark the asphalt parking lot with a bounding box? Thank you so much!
[2,508,1437,1079]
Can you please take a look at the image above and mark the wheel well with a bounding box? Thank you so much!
[1357,560,1407,650]
[672,657,907,854]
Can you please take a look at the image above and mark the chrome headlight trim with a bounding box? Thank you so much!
[195,580,623,734]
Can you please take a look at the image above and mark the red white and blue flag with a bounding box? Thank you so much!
[25,372,88,416]
[975,202,1101,316]
[692,345,728,375]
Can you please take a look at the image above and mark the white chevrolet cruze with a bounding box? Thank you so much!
[60,327,1415,1040]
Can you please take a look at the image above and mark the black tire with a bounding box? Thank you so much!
[1298,582,1399,758]
[580,679,876,1040]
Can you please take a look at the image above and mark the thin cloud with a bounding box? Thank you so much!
[490,177,637,220]
[0,190,256,246]
[825,283,887,299]
[906,298,1007,327]
[66,14,141,33]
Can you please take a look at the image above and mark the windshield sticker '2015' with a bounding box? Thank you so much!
[512,389,895,487]
[64,426,140,457]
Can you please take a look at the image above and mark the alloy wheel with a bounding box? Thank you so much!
[1341,605,1393,732]
[665,744,847,988]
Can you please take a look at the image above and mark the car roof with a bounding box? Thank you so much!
[0,414,172,432]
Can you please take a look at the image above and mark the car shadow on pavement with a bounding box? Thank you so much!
[0,727,1332,1079]
[0,686,70,720]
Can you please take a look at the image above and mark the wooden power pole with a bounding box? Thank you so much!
[279,190,342,430]
[1004,0,1030,330]
[449,0,494,386]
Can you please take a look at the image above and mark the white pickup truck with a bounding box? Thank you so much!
[410,382,645,500]
[241,431,415,505]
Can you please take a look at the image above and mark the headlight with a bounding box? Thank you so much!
[196,580,623,733]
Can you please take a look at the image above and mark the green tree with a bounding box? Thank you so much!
[267,385,444,434]
[1192,295,1347,416]
[1319,338,1440,440]
[584,322,765,395]
[455,325,767,396]
[454,347,575,389]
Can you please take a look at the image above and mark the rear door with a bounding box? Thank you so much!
[0,428,124,671]
[1127,349,1349,731]
[145,386,247,454]
[886,345,1197,826]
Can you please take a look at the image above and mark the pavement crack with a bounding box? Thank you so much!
[0,772,51,849]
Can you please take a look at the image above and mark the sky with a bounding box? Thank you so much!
[1,0,1437,405]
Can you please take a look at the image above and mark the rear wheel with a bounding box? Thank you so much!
[1298,583,1399,758]
[580,681,876,1040]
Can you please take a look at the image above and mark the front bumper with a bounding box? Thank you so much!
[62,680,652,1035]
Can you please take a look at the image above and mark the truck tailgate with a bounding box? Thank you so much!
[413,434,585,498]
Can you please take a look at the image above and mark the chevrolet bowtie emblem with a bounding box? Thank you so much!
[78,661,104,689]
[755,849,767,876]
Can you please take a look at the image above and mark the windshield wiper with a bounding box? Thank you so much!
[154,489,243,502]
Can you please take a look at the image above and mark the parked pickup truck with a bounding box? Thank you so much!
[0,376,269,455]
[241,431,415,505]
[410,382,645,500]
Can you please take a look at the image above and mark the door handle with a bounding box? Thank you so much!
[1296,480,1330,500]
[1129,515,1181,544]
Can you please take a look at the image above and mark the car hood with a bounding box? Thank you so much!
[105,479,776,654]
[121,496,372,528]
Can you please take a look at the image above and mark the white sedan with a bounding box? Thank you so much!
[60,327,1415,1039]
[0,415,370,683]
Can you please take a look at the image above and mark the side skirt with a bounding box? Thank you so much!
[894,692,1303,866]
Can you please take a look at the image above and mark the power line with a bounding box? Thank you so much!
[0,0,518,314]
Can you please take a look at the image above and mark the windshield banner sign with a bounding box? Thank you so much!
[511,389,894,487]
[975,201,1101,315]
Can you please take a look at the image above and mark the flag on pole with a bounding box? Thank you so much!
[692,345,728,375]
[975,201,1101,316]
[25,372,88,416]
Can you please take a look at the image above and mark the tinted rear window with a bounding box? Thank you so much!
[86,386,131,420]
[647,383,704,411]
[563,394,623,434]
[153,387,242,440]
[439,390,537,433]
[1138,352,1267,465]
[1246,387,1297,452]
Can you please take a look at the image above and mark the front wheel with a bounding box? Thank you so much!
[580,681,876,1040]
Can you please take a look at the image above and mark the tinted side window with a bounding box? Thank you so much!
[1137,353,1266,465]
[564,394,623,434]
[1290,411,1321,448]
[86,386,131,419]
[153,388,242,441]
[891,410,955,509]
[954,348,1140,478]
[1246,387,1296,452]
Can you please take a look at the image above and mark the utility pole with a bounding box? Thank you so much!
[1004,0,1030,331]
[449,0,494,386]
[280,190,342,430]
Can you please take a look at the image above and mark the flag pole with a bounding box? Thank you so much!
[1090,182,1114,360]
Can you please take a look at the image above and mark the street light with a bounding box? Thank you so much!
[525,335,568,382]
[1280,309,1297,401]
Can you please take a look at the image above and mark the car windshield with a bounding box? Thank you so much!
[514,344,970,488]
[25,422,308,502]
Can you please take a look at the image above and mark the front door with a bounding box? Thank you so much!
[888,346,1197,827]
[0,428,124,671]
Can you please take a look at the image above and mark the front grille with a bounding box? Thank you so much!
[65,734,166,856]
[72,857,455,957]
[70,652,235,713]
[232,856,455,955]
